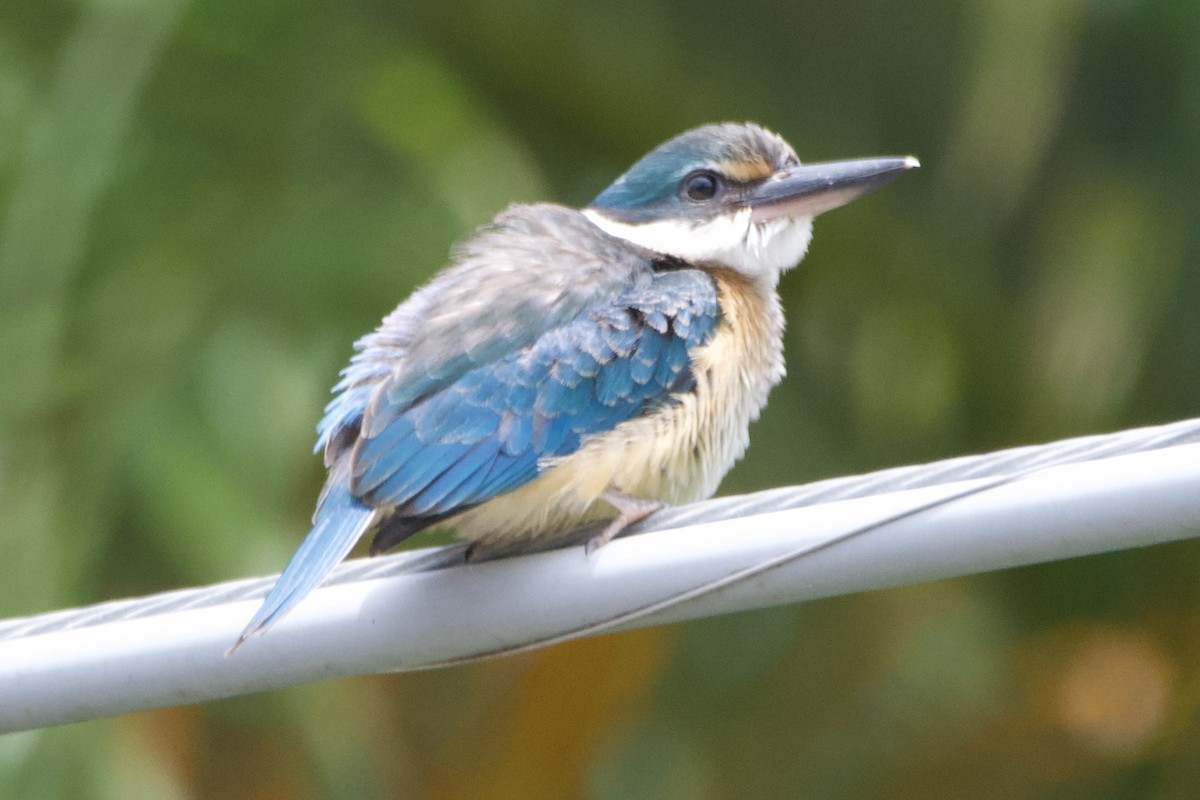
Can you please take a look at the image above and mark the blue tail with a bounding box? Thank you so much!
[229,483,374,653]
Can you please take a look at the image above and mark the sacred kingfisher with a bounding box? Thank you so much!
[231,122,917,650]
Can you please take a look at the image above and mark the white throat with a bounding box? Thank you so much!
[583,207,813,286]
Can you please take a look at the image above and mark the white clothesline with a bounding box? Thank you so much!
[1,418,1198,733]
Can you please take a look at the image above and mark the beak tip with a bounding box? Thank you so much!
[903,155,921,170]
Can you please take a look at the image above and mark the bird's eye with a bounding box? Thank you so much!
[681,171,720,201]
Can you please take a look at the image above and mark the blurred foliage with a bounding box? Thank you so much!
[2,0,1200,797]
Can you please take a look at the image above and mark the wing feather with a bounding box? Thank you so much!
[350,267,721,517]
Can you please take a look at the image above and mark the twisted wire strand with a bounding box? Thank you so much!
[3,416,1198,641]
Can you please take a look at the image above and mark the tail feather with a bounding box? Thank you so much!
[229,484,374,654]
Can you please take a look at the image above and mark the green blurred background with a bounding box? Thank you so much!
[2,0,1200,796]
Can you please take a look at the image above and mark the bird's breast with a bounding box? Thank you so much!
[638,267,787,500]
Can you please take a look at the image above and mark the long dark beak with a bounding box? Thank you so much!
[748,156,919,222]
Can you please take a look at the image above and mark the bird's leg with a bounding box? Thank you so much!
[463,537,519,563]
[463,539,492,563]
[586,490,668,554]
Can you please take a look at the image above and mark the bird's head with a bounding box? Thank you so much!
[584,122,917,286]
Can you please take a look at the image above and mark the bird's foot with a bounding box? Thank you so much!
[463,538,509,563]
[586,491,668,555]
[464,539,485,562]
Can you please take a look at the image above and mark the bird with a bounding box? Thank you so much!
[230,122,917,651]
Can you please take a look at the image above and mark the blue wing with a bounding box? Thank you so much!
[233,255,720,647]
[347,268,720,516]
[315,204,663,463]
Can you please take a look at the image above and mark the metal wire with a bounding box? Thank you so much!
[3,416,1199,641]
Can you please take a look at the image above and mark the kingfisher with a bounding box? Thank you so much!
[231,122,917,650]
